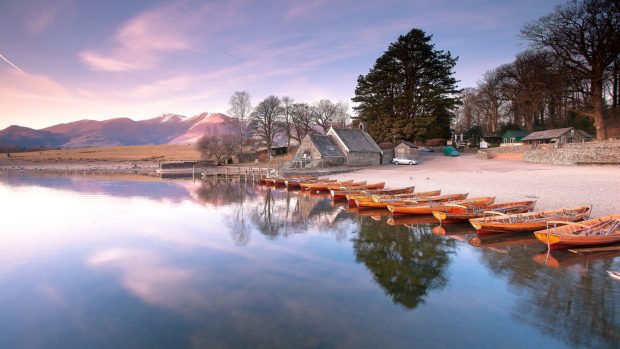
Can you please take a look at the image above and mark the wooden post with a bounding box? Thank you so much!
[192,165,195,182]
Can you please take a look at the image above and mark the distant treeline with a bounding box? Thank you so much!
[453,0,620,140]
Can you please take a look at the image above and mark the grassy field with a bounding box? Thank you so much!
[1,144,202,162]
[0,144,294,166]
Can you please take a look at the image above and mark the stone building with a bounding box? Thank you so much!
[293,127,382,168]
[521,127,593,146]
[394,141,418,159]
[378,143,395,165]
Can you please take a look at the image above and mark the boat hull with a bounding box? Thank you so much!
[469,206,592,234]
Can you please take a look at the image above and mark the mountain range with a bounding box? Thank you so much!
[0,112,241,149]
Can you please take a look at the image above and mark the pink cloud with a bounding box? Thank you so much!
[78,3,195,72]
[27,5,60,34]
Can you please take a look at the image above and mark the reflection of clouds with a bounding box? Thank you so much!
[88,248,205,313]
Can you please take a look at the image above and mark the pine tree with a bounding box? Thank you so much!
[352,29,460,142]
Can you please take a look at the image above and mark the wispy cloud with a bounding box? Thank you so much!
[0,52,24,73]
[78,3,196,72]
[26,4,60,34]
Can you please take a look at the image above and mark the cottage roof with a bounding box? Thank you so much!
[575,129,593,138]
[330,128,382,153]
[521,127,574,141]
[309,135,344,157]
[502,130,529,140]
[397,141,417,148]
[378,142,394,149]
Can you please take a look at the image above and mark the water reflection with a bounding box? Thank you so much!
[353,219,456,309]
[0,174,618,348]
[476,244,620,348]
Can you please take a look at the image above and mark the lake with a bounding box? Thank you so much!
[0,173,618,349]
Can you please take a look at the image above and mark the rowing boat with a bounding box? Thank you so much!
[300,180,353,191]
[285,178,335,188]
[324,181,368,191]
[342,186,421,205]
[354,191,450,209]
[533,214,620,249]
[327,182,386,196]
[432,200,536,223]
[372,192,466,203]
[469,206,592,234]
[273,176,316,186]
[387,197,494,216]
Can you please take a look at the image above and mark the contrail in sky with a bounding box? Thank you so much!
[0,52,24,73]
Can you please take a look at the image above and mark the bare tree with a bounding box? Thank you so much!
[228,91,252,150]
[522,0,620,139]
[290,102,315,143]
[281,96,294,148]
[312,100,349,132]
[250,95,282,159]
[196,134,237,165]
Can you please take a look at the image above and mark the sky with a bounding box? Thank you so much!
[0,0,564,130]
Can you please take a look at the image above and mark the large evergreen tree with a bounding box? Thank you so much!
[352,29,460,142]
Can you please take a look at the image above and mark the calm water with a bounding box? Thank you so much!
[0,174,618,349]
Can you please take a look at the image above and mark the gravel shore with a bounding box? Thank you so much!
[329,153,620,217]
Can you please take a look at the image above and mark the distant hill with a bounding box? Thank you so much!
[0,112,240,149]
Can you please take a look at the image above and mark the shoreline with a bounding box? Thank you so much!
[2,153,619,217]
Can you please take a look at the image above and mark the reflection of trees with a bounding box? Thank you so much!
[353,220,456,309]
[477,247,620,348]
[195,179,258,206]
[196,179,260,245]
[249,189,356,240]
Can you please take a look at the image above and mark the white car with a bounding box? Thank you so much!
[392,157,417,165]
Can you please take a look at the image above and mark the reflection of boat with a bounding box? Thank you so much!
[432,201,536,223]
[533,214,620,249]
[469,233,538,248]
[387,215,438,226]
[355,208,392,218]
[533,250,620,268]
[388,197,494,216]
[469,206,592,234]
[431,224,475,239]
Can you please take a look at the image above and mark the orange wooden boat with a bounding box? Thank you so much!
[354,190,447,209]
[285,178,333,188]
[273,176,316,186]
[469,206,592,234]
[329,182,387,200]
[343,186,419,204]
[534,214,620,250]
[388,197,495,216]
[372,192,466,204]
[432,200,536,223]
[300,180,353,191]
[324,181,368,191]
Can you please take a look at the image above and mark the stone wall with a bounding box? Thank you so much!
[294,136,324,162]
[523,140,620,165]
[345,152,380,166]
[476,145,530,159]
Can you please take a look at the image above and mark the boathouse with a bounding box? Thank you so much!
[394,141,418,159]
[293,127,382,168]
[521,127,593,146]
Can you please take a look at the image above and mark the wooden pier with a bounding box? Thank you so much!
[201,166,277,180]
